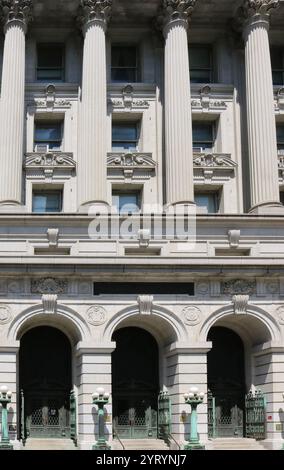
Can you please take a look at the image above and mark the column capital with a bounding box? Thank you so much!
[242,0,279,17]
[78,0,112,33]
[0,0,33,33]
[157,0,197,34]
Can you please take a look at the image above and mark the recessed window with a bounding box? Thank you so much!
[112,191,141,213]
[195,192,219,214]
[280,191,284,205]
[32,190,62,213]
[111,45,139,82]
[192,123,214,152]
[190,46,213,83]
[112,123,139,151]
[37,43,65,82]
[271,47,284,86]
[276,124,284,152]
[34,121,63,151]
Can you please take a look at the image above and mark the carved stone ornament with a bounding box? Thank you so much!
[232,294,249,314]
[87,305,107,325]
[193,153,237,169]
[157,0,197,29]
[196,282,209,295]
[228,230,241,248]
[242,0,279,17]
[137,295,153,315]
[222,279,256,295]
[25,153,76,170]
[31,278,68,294]
[276,305,284,325]
[0,305,12,324]
[137,229,151,248]
[0,0,33,29]
[47,228,59,248]
[107,153,156,170]
[42,294,57,314]
[182,306,201,325]
[78,0,112,28]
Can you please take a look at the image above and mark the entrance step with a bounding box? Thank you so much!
[113,439,169,451]
[211,438,266,450]
[23,438,76,450]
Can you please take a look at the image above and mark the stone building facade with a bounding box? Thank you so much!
[0,0,283,450]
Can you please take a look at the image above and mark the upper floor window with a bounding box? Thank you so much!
[112,123,139,151]
[192,122,214,152]
[34,121,63,151]
[111,45,139,82]
[280,191,284,205]
[194,191,219,214]
[37,43,65,82]
[112,190,141,213]
[190,45,213,83]
[276,124,284,152]
[32,189,62,213]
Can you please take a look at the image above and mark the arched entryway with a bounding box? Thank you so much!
[207,326,246,437]
[112,327,159,439]
[19,326,72,439]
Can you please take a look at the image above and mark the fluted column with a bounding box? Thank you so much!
[0,0,32,209]
[242,0,283,213]
[77,0,111,211]
[161,0,197,206]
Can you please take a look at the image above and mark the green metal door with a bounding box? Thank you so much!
[114,395,157,439]
[208,390,244,438]
[25,391,70,438]
[245,389,266,440]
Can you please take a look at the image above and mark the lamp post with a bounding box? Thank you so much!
[92,387,110,450]
[184,386,205,450]
[0,386,13,450]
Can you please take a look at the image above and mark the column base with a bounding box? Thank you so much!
[0,202,25,213]
[92,442,111,450]
[249,202,284,215]
[78,200,110,214]
[0,442,13,450]
[184,442,205,451]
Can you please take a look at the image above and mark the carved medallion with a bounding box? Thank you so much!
[182,306,201,326]
[196,282,209,295]
[0,305,12,325]
[87,306,107,326]
[276,306,284,325]
[31,278,68,294]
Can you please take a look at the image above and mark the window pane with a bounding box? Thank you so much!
[112,46,137,67]
[112,193,140,213]
[32,191,62,213]
[272,71,283,85]
[35,124,62,141]
[271,47,283,69]
[190,47,211,68]
[111,68,137,82]
[280,192,284,205]
[277,125,284,141]
[195,193,217,214]
[112,124,137,141]
[190,70,212,83]
[192,123,213,148]
[37,44,64,68]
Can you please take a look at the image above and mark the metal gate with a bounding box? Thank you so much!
[208,389,244,438]
[24,391,70,438]
[158,391,171,439]
[245,389,266,440]
[113,396,157,439]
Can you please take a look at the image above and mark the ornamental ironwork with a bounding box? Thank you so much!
[245,389,266,440]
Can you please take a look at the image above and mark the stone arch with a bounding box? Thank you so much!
[103,304,188,346]
[8,304,91,346]
[199,304,281,345]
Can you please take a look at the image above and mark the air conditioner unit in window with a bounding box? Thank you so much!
[35,144,49,153]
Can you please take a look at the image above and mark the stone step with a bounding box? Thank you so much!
[113,439,169,451]
[23,438,76,450]
[211,438,266,450]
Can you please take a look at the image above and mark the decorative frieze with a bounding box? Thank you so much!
[182,306,201,325]
[25,153,75,169]
[107,153,156,169]
[31,278,68,294]
[276,305,284,325]
[87,305,107,325]
[222,279,256,295]
[193,153,237,169]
